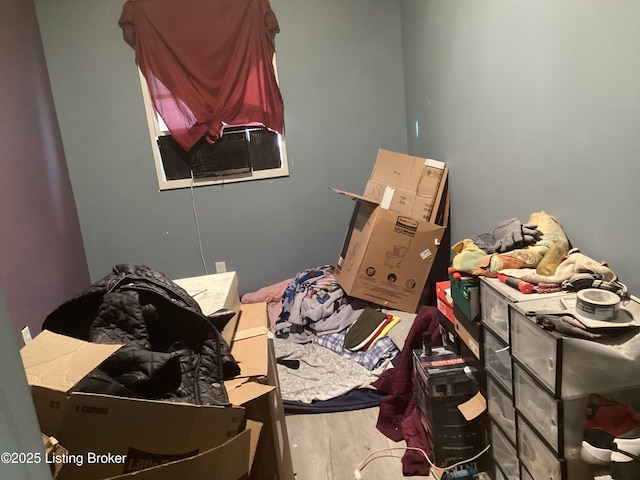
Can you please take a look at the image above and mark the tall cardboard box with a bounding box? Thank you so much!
[333,149,449,313]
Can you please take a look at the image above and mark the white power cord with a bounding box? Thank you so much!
[354,444,490,479]
[190,172,209,274]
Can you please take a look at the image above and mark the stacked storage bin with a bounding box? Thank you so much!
[482,277,640,479]
[510,293,640,479]
[480,277,529,480]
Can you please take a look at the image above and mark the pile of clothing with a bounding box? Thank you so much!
[240,267,402,406]
[451,211,619,291]
[272,266,400,372]
[312,306,400,371]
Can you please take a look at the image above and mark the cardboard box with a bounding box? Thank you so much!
[436,280,455,325]
[438,311,460,354]
[174,271,241,345]
[225,303,295,480]
[333,189,449,313]
[454,316,482,362]
[334,149,449,312]
[21,330,247,480]
[363,149,447,222]
[105,421,263,480]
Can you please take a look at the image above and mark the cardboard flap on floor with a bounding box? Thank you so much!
[457,391,487,421]
[21,329,122,392]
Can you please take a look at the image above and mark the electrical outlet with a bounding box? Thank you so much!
[22,326,32,345]
[215,261,227,274]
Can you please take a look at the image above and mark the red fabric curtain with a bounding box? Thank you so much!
[119,0,284,151]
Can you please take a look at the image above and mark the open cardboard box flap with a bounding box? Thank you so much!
[226,302,275,406]
[332,187,450,312]
[331,176,449,228]
[331,187,379,206]
[21,330,122,393]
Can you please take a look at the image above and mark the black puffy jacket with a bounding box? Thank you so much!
[42,264,240,406]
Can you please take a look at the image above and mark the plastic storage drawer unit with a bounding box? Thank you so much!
[493,467,507,480]
[513,362,590,458]
[483,329,512,395]
[520,464,534,480]
[510,294,640,398]
[517,415,594,480]
[487,375,516,444]
[480,277,566,344]
[491,420,519,480]
[480,278,512,343]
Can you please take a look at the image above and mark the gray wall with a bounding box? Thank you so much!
[0,0,90,342]
[34,0,407,295]
[0,2,80,468]
[0,288,50,480]
[401,0,640,294]
[31,0,640,298]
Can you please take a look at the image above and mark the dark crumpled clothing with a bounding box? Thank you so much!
[43,264,240,406]
[372,306,442,476]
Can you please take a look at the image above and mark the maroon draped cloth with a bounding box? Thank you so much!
[119,0,284,151]
[372,305,442,476]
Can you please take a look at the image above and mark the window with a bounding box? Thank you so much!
[120,0,287,190]
[139,70,289,191]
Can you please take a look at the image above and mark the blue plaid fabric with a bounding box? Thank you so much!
[313,330,399,370]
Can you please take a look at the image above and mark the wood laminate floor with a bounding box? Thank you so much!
[285,407,434,480]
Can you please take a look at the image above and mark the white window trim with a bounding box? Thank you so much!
[138,67,289,191]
